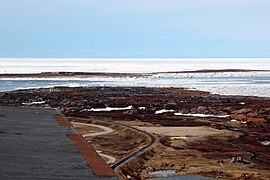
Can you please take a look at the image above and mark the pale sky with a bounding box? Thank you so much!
[0,0,270,58]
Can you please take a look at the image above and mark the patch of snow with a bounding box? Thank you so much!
[239,102,246,105]
[261,141,270,146]
[174,113,229,118]
[83,105,133,112]
[126,175,132,179]
[149,170,177,175]
[231,119,238,122]
[155,109,175,114]
[22,101,46,105]
[138,107,146,110]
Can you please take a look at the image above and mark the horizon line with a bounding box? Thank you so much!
[1,57,270,59]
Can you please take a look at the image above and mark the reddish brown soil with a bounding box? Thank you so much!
[54,114,116,177]
[54,114,72,126]
[68,134,116,177]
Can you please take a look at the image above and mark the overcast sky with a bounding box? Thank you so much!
[0,0,270,58]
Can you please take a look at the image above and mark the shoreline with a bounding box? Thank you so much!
[0,69,269,79]
[1,85,269,99]
[0,69,269,98]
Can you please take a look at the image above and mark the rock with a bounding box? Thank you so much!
[218,111,227,115]
[247,113,259,117]
[230,114,247,121]
[123,109,138,115]
[231,156,249,164]
[232,108,252,114]
[247,117,266,123]
[197,106,206,110]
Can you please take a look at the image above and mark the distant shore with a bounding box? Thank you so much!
[0,69,269,79]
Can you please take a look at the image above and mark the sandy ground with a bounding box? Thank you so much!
[115,120,155,127]
[133,126,223,137]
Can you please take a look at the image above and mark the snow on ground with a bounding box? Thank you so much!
[82,105,133,112]
[155,109,175,114]
[174,113,229,118]
[261,141,270,146]
[22,101,46,105]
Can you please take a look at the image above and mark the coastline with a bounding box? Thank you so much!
[0,69,269,79]
[0,69,270,98]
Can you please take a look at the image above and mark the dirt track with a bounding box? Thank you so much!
[71,122,113,137]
